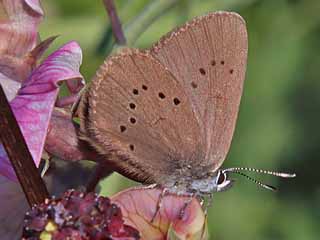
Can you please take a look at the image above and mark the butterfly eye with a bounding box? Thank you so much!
[217,171,226,185]
[215,170,234,192]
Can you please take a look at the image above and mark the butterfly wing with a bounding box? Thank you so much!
[79,50,203,184]
[149,12,248,171]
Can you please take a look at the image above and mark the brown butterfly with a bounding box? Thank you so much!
[79,12,295,202]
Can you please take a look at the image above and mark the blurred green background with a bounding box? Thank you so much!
[41,0,320,239]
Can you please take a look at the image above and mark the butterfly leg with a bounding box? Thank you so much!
[151,187,169,223]
[204,193,214,215]
[178,193,195,219]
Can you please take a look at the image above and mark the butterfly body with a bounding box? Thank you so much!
[79,12,248,196]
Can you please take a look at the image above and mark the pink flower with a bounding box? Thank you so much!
[0,2,85,238]
[112,187,208,240]
[0,0,84,181]
[0,0,44,101]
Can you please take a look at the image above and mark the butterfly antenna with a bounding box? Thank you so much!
[224,167,296,178]
[228,171,277,191]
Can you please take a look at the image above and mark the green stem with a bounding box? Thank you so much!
[117,0,179,49]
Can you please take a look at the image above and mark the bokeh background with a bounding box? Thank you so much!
[41,0,319,239]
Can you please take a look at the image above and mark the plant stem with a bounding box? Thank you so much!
[0,85,49,206]
[103,0,126,45]
[122,0,179,47]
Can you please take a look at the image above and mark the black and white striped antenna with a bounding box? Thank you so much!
[223,167,296,191]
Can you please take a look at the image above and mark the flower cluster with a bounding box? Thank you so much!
[22,190,140,240]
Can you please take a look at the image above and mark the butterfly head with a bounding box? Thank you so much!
[189,167,296,195]
[188,169,234,194]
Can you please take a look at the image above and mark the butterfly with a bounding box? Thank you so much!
[78,11,295,204]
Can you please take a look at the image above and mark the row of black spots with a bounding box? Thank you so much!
[131,83,181,106]
[120,84,147,136]
[119,125,135,151]
[119,116,136,132]
[211,60,224,66]
[198,60,234,76]
[120,119,135,151]
[192,60,234,89]
[132,84,149,96]
[210,60,233,74]
[158,92,181,106]
[120,85,181,151]
[118,126,135,151]
[122,84,149,152]
[129,85,145,113]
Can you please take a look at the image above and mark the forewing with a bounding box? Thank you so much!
[79,50,202,184]
[150,12,248,171]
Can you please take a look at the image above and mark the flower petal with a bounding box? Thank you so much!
[45,109,100,162]
[24,0,44,15]
[112,187,207,240]
[0,41,83,181]
[0,0,43,56]
[0,74,21,101]
[0,0,46,100]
